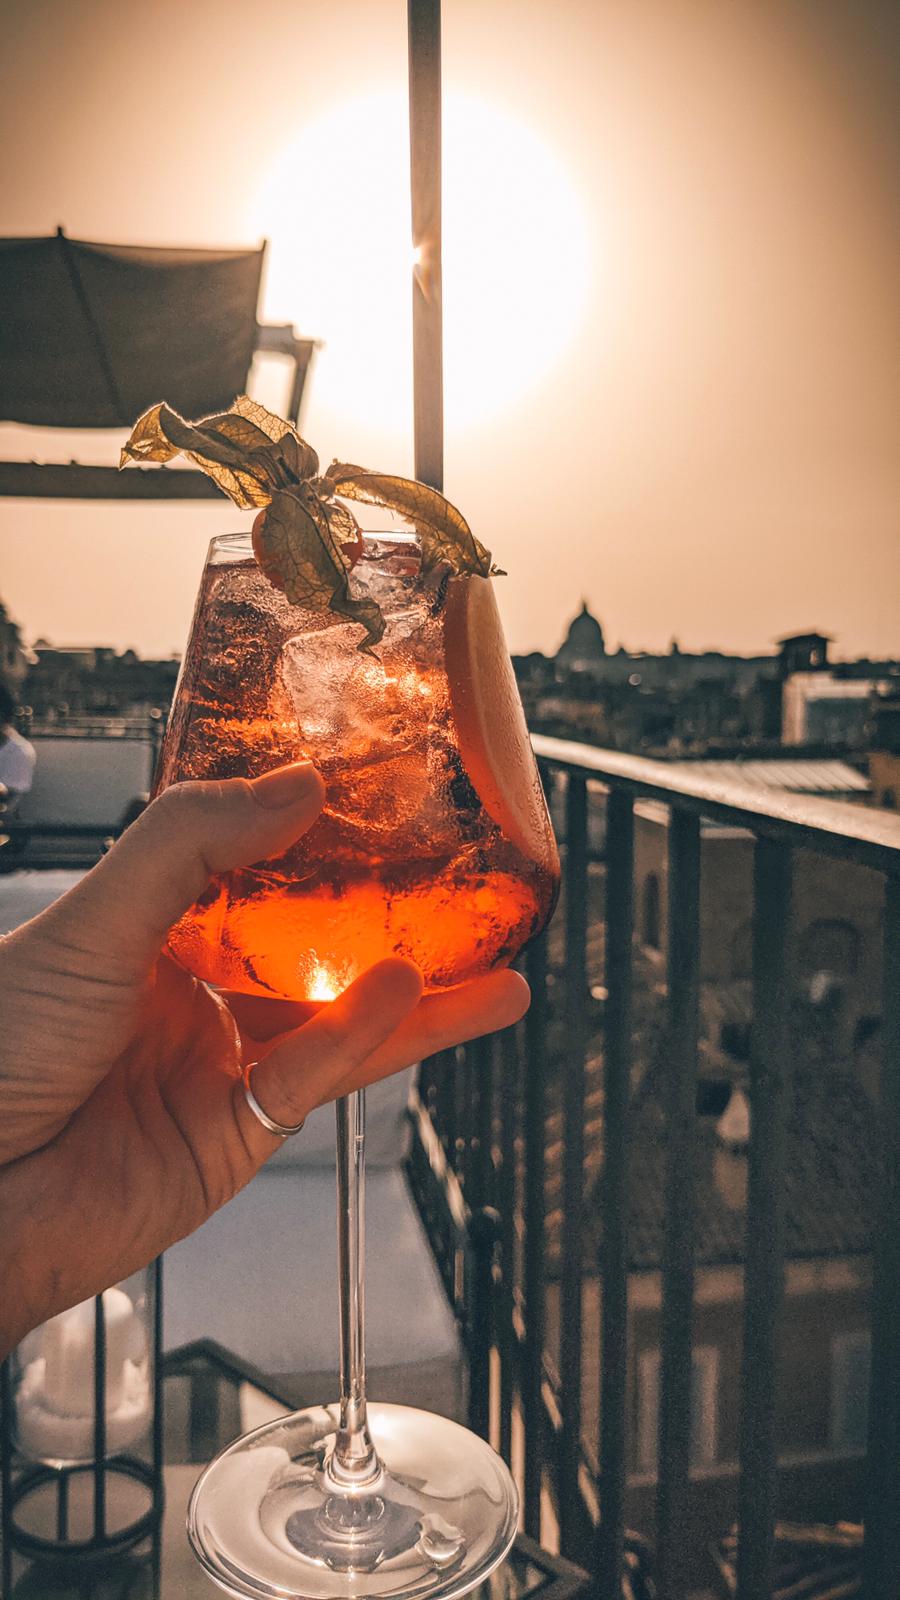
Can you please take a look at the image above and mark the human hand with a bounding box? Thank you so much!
[0,763,529,1356]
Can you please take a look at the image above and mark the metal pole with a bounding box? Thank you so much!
[863,873,900,1600]
[736,840,794,1600]
[597,789,634,1598]
[656,810,701,1600]
[407,0,443,491]
[559,775,589,1552]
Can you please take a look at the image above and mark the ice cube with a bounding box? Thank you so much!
[279,626,396,761]
[279,622,464,860]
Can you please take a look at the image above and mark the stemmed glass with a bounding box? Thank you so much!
[155,529,560,1600]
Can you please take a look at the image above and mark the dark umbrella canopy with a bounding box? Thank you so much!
[0,231,265,430]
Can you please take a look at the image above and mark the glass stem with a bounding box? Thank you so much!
[328,1090,380,1486]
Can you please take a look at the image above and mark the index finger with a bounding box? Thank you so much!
[325,968,530,1099]
[223,992,320,1048]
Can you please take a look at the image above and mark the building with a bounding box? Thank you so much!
[556,602,605,671]
[22,644,180,722]
[0,602,33,692]
[775,631,832,678]
[869,694,900,810]
[515,608,900,761]
[781,672,889,748]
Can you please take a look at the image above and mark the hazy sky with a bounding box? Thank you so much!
[2,0,899,661]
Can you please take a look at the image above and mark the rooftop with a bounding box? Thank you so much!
[664,758,870,795]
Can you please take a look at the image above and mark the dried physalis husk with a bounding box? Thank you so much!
[120,396,500,650]
[323,465,499,580]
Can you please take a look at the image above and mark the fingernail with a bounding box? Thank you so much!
[252,762,321,809]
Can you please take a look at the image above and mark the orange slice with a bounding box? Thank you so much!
[443,574,552,865]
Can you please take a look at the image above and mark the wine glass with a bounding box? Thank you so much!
[155,529,560,1600]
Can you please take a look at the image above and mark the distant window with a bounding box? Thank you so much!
[799,919,860,983]
[636,1346,719,1476]
[830,1330,871,1454]
[642,874,661,950]
[719,1019,751,1063]
[730,919,753,980]
[854,1016,880,1051]
[696,1079,731,1116]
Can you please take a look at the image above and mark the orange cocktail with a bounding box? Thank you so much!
[156,531,559,1001]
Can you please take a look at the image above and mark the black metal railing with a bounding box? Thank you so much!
[407,735,900,1600]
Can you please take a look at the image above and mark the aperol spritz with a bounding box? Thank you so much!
[157,531,558,1002]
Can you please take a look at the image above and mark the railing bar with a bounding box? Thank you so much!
[463,1042,479,1198]
[596,789,633,1598]
[523,929,549,1538]
[93,1290,107,1539]
[530,735,900,875]
[2,1359,12,1598]
[863,873,900,1600]
[736,839,794,1600]
[478,1034,494,1210]
[499,1023,520,1466]
[559,774,589,1552]
[57,1463,70,1542]
[468,1206,493,1442]
[441,1046,458,1173]
[467,1034,495,1440]
[454,1044,468,1186]
[656,808,701,1600]
[422,1051,436,1106]
[152,1253,164,1525]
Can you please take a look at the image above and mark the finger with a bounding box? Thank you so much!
[229,969,529,1077]
[235,958,424,1156]
[224,992,319,1049]
[332,968,530,1097]
[28,763,325,981]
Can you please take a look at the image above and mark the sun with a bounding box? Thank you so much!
[245,87,589,438]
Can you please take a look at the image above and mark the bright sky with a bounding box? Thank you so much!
[2,0,899,661]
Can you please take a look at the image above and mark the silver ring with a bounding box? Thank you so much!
[241,1065,306,1138]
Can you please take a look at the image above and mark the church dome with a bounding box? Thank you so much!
[556,601,605,667]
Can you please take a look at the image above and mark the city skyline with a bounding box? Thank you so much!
[4,583,898,674]
[1,582,890,668]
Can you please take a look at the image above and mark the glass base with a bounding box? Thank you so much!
[187,1401,519,1600]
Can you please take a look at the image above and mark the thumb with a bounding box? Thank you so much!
[34,763,326,980]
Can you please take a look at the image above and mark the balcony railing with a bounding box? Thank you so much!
[407,735,900,1600]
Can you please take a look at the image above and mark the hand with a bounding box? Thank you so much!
[0,763,529,1355]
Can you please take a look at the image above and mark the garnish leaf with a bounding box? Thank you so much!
[253,487,384,651]
[229,395,320,480]
[120,397,498,648]
[118,402,176,465]
[120,402,272,508]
